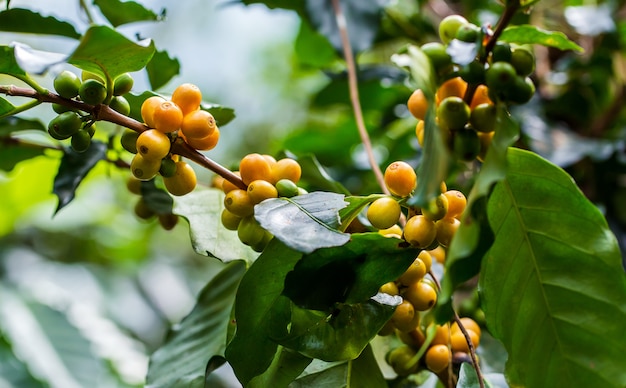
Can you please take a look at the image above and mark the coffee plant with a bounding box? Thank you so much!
[1,0,625,387]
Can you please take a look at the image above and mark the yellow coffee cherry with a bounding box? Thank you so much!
[131,153,161,181]
[384,161,417,198]
[379,281,399,295]
[403,215,437,249]
[367,197,401,230]
[270,158,302,184]
[425,344,451,373]
[398,258,427,286]
[171,83,202,115]
[435,217,460,247]
[403,280,437,311]
[240,153,272,185]
[391,300,420,333]
[418,250,433,272]
[184,127,220,151]
[136,129,171,161]
[163,161,197,196]
[247,179,278,204]
[141,96,166,128]
[152,101,183,133]
[224,189,254,217]
[221,209,242,231]
[181,109,216,139]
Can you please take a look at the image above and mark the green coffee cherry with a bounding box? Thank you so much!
[510,47,535,77]
[469,103,497,132]
[120,130,139,154]
[437,96,470,131]
[79,79,107,105]
[237,216,265,246]
[71,130,91,153]
[276,179,299,198]
[48,111,82,138]
[113,73,134,96]
[439,15,468,44]
[52,103,73,114]
[109,96,130,116]
[459,60,486,85]
[421,42,453,72]
[485,61,518,99]
[507,76,535,104]
[455,23,480,43]
[81,71,104,83]
[453,129,481,161]
[159,158,177,178]
[53,70,81,99]
[85,123,96,138]
[491,42,512,63]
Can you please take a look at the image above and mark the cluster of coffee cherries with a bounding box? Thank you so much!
[367,160,467,250]
[409,14,536,161]
[385,315,483,376]
[48,70,133,152]
[216,153,304,252]
[122,83,218,197]
[126,176,180,230]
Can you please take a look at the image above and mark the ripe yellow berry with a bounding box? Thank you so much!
[152,101,183,133]
[240,153,272,185]
[163,161,197,196]
[407,89,428,120]
[141,96,166,128]
[171,83,202,115]
[403,215,437,249]
[224,189,254,217]
[398,258,427,286]
[136,129,171,161]
[271,158,302,184]
[391,300,420,332]
[247,179,278,204]
[184,127,220,151]
[181,110,216,139]
[404,280,437,311]
[425,344,451,373]
[384,161,417,197]
[130,153,161,181]
[367,197,401,230]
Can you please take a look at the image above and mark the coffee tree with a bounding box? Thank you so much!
[1,0,625,387]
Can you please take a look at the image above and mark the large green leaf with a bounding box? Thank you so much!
[225,240,303,385]
[0,46,26,76]
[457,363,507,388]
[146,261,246,388]
[283,233,418,310]
[248,346,311,388]
[500,25,583,52]
[289,345,386,387]
[0,144,44,172]
[436,106,519,322]
[0,333,45,388]
[68,25,155,83]
[172,188,258,263]
[146,49,180,91]
[93,0,163,27]
[254,192,350,254]
[0,286,124,388]
[294,19,337,68]
[53,140,107,213]
[0,8,80,39]
[480,148,626,387]
[0,117,45,137]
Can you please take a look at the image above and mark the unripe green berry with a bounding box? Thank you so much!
[453,129,481,161]
[439,15,468,44]
[71,130,91,153]
[510,47,535,77]
[159,158,177,178]
[276,179,299,198]
[53,70,81,99]
[120,130,139,154]
[109,96,131,116]
[79,79,107,105]
[48,111,82,137]
[421,42,452,72]
[491,42,512,63]
[455,23,480,43]
[113,73,134,96]
[437,96,470,131]
[469,103,497,132]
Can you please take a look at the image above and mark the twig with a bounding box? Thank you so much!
[331,0,390,196]
[0,84,247,190]
[453,310,485,388]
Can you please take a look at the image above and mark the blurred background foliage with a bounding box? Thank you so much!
[1,0,625,386]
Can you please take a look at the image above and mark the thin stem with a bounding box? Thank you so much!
[0,84,247,190]
[453,311,485,388]
[331,0,390,196]
[79,0,95,24]
[0,99,41,119]
[14,74,48,95]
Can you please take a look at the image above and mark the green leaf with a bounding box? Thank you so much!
[0,8,80,39]
[287,153,350,195]
[338,194,384,231]
[0,45,26,76]
[500,25,584,52]
[0,96,15,116]
[172,188,258,263]
[290,345,386,387]
[140,180,173,215]
[393,45,448,208]
[0,286,124,387]
[146,261,246,388]
[0,144,44,172]
[0,116,45,137]
[295,19,337,67]
[68,25,155,83]
[248,346,311,388]
[270,296,397,361]
[201,102,235,127]
[146,49,180,91]
[480,148,626,388]
[225,239,303,385]
[436,106,519,322]
[12,43,68,74]
[254,192,350,254]
[0,333,45,388]
[239,0,306,13]
[53,140,107,213]
[93,0,163,27]
[457,363,504,388]
[283,233,418,310]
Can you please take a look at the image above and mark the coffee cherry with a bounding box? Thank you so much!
[443,190,467,219]
[453,129,481,161]
[435,217,460,247]
[422,193,449,222]
[439,15,468,44]
[407,89,428,120]
[415,120,425,147]
[136,129,171,161]
[251,230,273,252]
[163,161,197,196]
[450,330,480,353]
[134,198,155,220]
[113,73,134,96]
[510,46,535,77]
[271,158,302,184]
[52,103,74,114]
[120,130,139,154]
[425,344,451,373]
[181,110,216,139]
[70,129,91,153]
[54,70,81,99]
[459,60,486,85]
[430,324,451,346]
[247,179,278,204]
[171,83,202,115]
[452,317,482,340]
[387,345,419,376]
[507,76,535,104]
[240,153,272,185]
[392,300,420,332]
[418,250,433,272]
[184,128,220,151]
[485,61,517,97]
[491,42,512,63]
[379,281,399,295]
[421,42,453,72]
[159,158,177,178]
[79,79,107,105]
[437,97,470,131]
[469,84,493,109]
[109,96,130,116]
[48,111,82,138]
[404,280,437,311]
[81,71,104,83]
[455,23,480,43]
[398,257,427,286]
[158,213,179,230]
[221,209,242,231]
[221,171,241,194]
[379,224,403,239]
[131,154,161,181]
[275,179,300,198]
[141,96,167,128]
[237,215,266,246]
[477,131,494,162]
[404,215,436,248]
[367,197,401,230]
[224,189,254,217]
[469,103,497,133]
[384,161,417,197]
[126,177,142,195]
[152,101,183,133]
[436,77,468,103]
